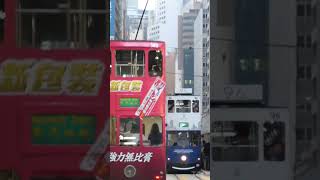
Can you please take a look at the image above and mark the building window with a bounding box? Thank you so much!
[297,35,305,47]
[240,59,248,71]
[297,4,305,16]
[306,4,311,16]
[254,58,261,71]
[296,128,305,140]
[16,0,106,49]
[306,65,312,79]
[306,35,312,48]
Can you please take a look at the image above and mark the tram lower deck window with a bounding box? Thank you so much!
[143,117,163,146]
[119,118,140,146]
[212,121,259,161]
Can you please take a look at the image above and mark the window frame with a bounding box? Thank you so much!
[118,116,141,147]
[148,49,163,77]
[115,49,146,78]
[212,121,259,161]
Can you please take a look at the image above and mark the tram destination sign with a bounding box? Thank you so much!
[135,77,166,118]
[120,98,140,107]
[31,114,96,144]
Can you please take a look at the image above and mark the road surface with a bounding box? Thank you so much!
[166,170,210,180]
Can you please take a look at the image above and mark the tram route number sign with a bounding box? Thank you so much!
[135,77,166,118]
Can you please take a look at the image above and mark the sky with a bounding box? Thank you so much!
[138,0,156,10]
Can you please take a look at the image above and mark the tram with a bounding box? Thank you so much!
[166,95,202,173]
[109,41,167,179]
[211,108,293,180]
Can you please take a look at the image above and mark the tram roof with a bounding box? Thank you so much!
[110,40,165,48]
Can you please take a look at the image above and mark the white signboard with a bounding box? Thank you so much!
[213,84,263,102]
[135,77,166,118]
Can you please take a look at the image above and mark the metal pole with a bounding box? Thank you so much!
[135,0,149,40]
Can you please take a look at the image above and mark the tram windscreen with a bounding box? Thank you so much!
[212,121,258,161]
[167,131,201,147]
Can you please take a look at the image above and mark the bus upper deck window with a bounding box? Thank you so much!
[116,50,145,77]
[149,50,163,77]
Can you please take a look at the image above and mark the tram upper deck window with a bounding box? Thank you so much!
[168,100,175,113]
[264,121,285,161]
[116,50,145,77]
[142,117,163,146]
[16,0,106,48]
[176,100,191,113]
[0,0,4,42]
[212,121,259,161]
[192,100,199,113]
[149,50,163,77]
[120,118,140,146]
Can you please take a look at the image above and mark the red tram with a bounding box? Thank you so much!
[109,41,166,179]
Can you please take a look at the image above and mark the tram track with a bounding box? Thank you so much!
[173,173,202,180]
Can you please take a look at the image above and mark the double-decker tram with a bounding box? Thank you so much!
[109,41,166,179]
[166,95,202,173]
[211,108,294,180]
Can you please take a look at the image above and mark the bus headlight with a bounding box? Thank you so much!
[181,155,187,161]
[197,158,201,161]
[167,158,170,161]
[124,165,136,178]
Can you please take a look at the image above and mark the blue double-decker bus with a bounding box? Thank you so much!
[166,95,202,173]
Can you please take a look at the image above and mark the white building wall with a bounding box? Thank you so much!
[194,9,203,97]
[147,0,180,53]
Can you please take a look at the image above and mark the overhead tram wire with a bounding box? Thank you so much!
[135,0,149,40]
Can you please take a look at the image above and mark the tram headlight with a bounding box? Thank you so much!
[124,165,136,178]
[181,155,187,161]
